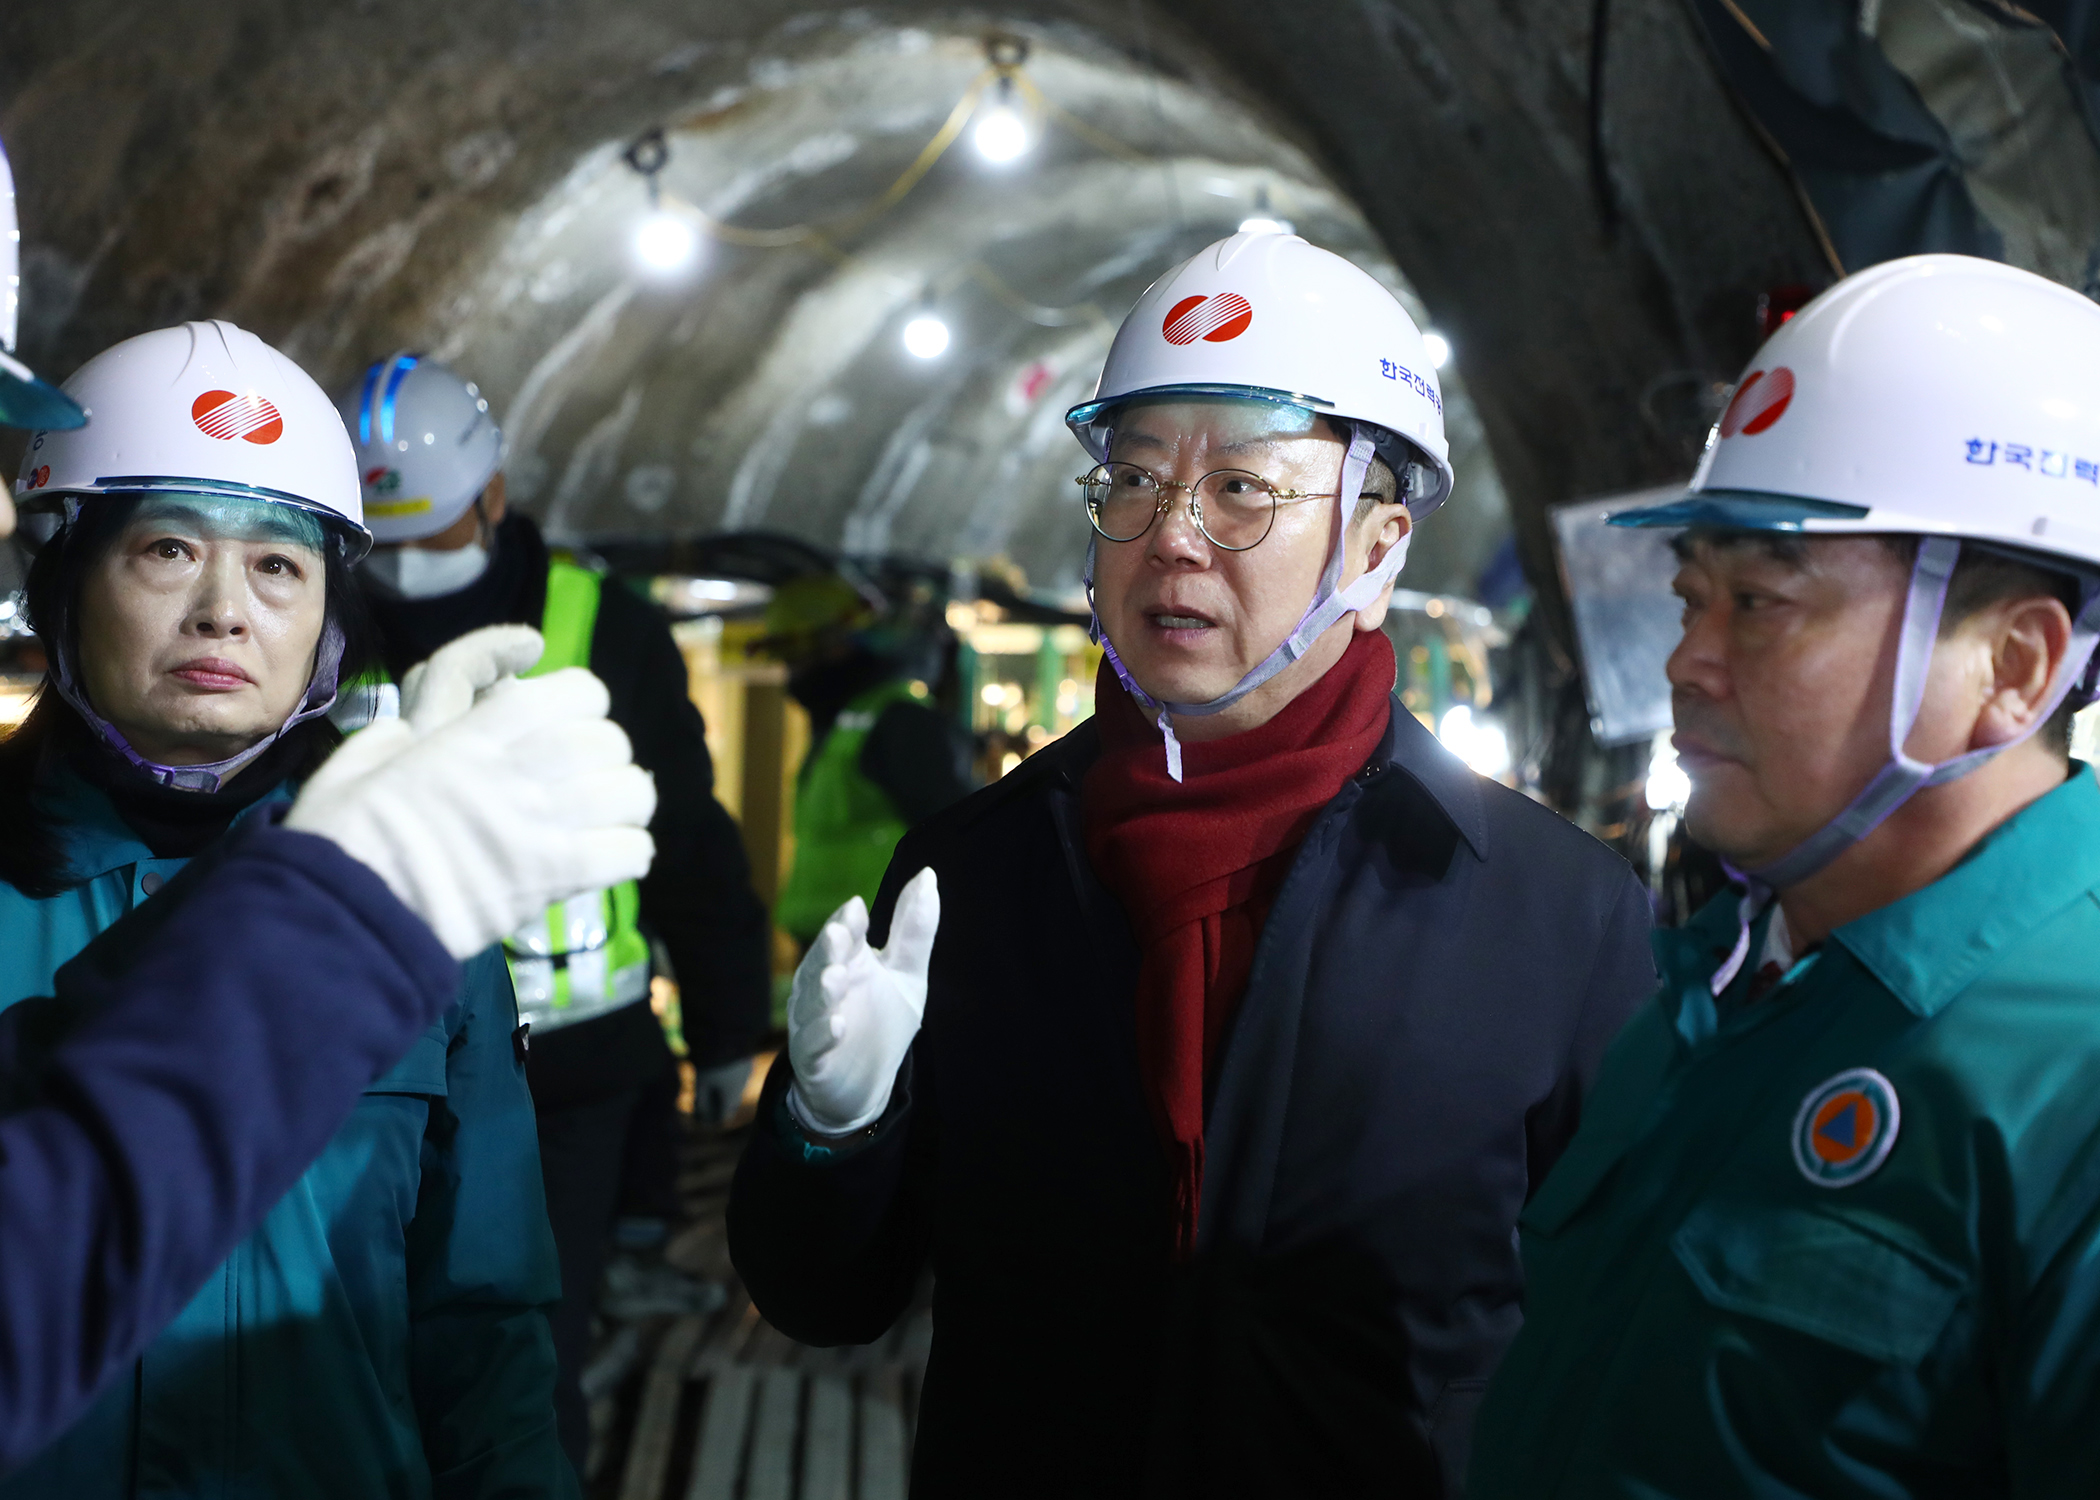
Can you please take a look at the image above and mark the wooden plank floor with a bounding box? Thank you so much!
[586,1126,930,1500]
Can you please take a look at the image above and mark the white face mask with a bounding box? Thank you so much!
[361,542,490,600]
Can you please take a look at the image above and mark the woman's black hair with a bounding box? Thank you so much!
[0,497,375,896]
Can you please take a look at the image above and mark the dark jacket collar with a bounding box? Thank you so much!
[988,695,1487,866]
[1375,700,1488,860]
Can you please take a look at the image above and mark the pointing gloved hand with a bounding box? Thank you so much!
[786,868,940,1136]
[287,625,657,959]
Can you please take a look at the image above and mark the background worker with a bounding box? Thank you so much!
[1,321,574,1496]
[728,231,1657,1498]
[1471,255,2100,1497]
[760,571,970,949]
[340,352,771,1477]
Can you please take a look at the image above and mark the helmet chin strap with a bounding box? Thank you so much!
[1085,427,1408,782]
[1708,533,2100,995]
[51,623,348,795]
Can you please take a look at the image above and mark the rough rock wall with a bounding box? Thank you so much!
[1,0,1828,630]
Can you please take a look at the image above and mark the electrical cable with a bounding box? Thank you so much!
[620,40,1205,335]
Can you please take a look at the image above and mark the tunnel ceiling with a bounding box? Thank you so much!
[3,0,1834,630]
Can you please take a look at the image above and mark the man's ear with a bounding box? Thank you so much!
[1972,592,2074,749]
[479,471,508,527]
[1351,502,1412,632]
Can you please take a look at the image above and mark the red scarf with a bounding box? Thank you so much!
[1080,629,1397,1259]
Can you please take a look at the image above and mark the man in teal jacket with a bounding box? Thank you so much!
[1471,257,2100,1495]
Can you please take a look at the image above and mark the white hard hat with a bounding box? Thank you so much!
[1612,253,2100,897]
[1069,231,1452,780]
[338,352,504,544]
[14,319,369,559]
[0,141,85,431]
[1066,231,1454,515]
[1614,253,2100,569]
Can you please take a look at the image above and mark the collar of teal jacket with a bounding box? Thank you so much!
[1659,764,2100,1026]
[35,762,295,884]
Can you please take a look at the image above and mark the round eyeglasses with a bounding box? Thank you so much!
[1075,461,1341,552]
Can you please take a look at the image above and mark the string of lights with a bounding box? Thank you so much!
[615,35,1453,371]
[617,38,1177,355]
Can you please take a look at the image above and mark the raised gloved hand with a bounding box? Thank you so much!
[398,623,546,734]
[786,868,939,1136]
[287,636,657,959]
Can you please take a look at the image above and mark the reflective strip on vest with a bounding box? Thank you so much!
[506,556,651,1032]
[505,880,651,1031]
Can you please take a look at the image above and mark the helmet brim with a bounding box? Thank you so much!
[1066,382,1454,514]
[0,357,87,431]
[24,475,374,563]
[1065,382,1336,436]
[1606,490,1871,531]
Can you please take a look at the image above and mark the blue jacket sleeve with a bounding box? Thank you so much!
[406,949,577,1499]
[0,821,460,1474]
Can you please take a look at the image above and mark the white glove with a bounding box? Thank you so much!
[786,868,939,1136]
[399,623,546,735]
[288,661,657,959]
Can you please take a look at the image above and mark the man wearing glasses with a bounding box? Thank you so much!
[727,231,1656,1499]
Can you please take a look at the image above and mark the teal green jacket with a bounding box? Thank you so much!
[1473,765,2100,1499]
[0,769,575,1499]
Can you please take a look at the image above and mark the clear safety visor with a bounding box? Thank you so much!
[0,349,86,432]
[1067,383,1445,514]
[1607,490,1871,532]
[1065,381,1336,436]
[32,475,372,562]
[115,491,332,552]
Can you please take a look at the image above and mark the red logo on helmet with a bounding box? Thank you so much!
[1162,293,1254,346]
[191,390,284,445]
[1719,366,1795,438]
[29,465,49,489]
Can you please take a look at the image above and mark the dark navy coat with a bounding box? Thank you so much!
[729,702,1656,1499]
[0,820,461,1472]
[0,773,570,1497]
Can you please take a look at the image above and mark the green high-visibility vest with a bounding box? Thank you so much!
[501,556,653,1034]
[775,678,923,944]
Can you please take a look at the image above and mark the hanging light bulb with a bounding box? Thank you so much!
[623,127,699,274]
[1422,332,1452,370]
[973,75,1031,165]
[903,312,952,359]
[635,211,698,272]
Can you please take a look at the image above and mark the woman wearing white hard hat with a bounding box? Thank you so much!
[728,232,1657,1498]
[0,321,575,1496]
[1473,255,2100,1497]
